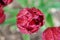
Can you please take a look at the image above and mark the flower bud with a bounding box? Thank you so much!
[17,7,44,34]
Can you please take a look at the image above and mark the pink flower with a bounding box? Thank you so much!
[0,0,13,7]
[0,7,5,24]
[17,7,44,34]
[42,27,60,40]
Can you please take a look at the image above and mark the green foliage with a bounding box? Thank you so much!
[4,17,16,24]
[17,0,28,7]
[22,34,30,40]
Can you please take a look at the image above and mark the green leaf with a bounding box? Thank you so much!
[46,14,54,27]
[4,17,16,24]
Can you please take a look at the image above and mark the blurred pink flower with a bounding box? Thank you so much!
[17,7,44,34]
[0,7,5,24]
[42,27,60,40]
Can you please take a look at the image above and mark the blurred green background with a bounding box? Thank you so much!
[0,0,60,40]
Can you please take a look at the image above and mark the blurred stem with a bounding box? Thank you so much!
[22,34,30,40]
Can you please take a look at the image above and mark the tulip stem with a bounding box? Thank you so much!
[22,34,30,40]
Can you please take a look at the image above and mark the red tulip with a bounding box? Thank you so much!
[42,27,60,40]
[0,0,13,7]
[17,7,44,34]
[0,7,5,24]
